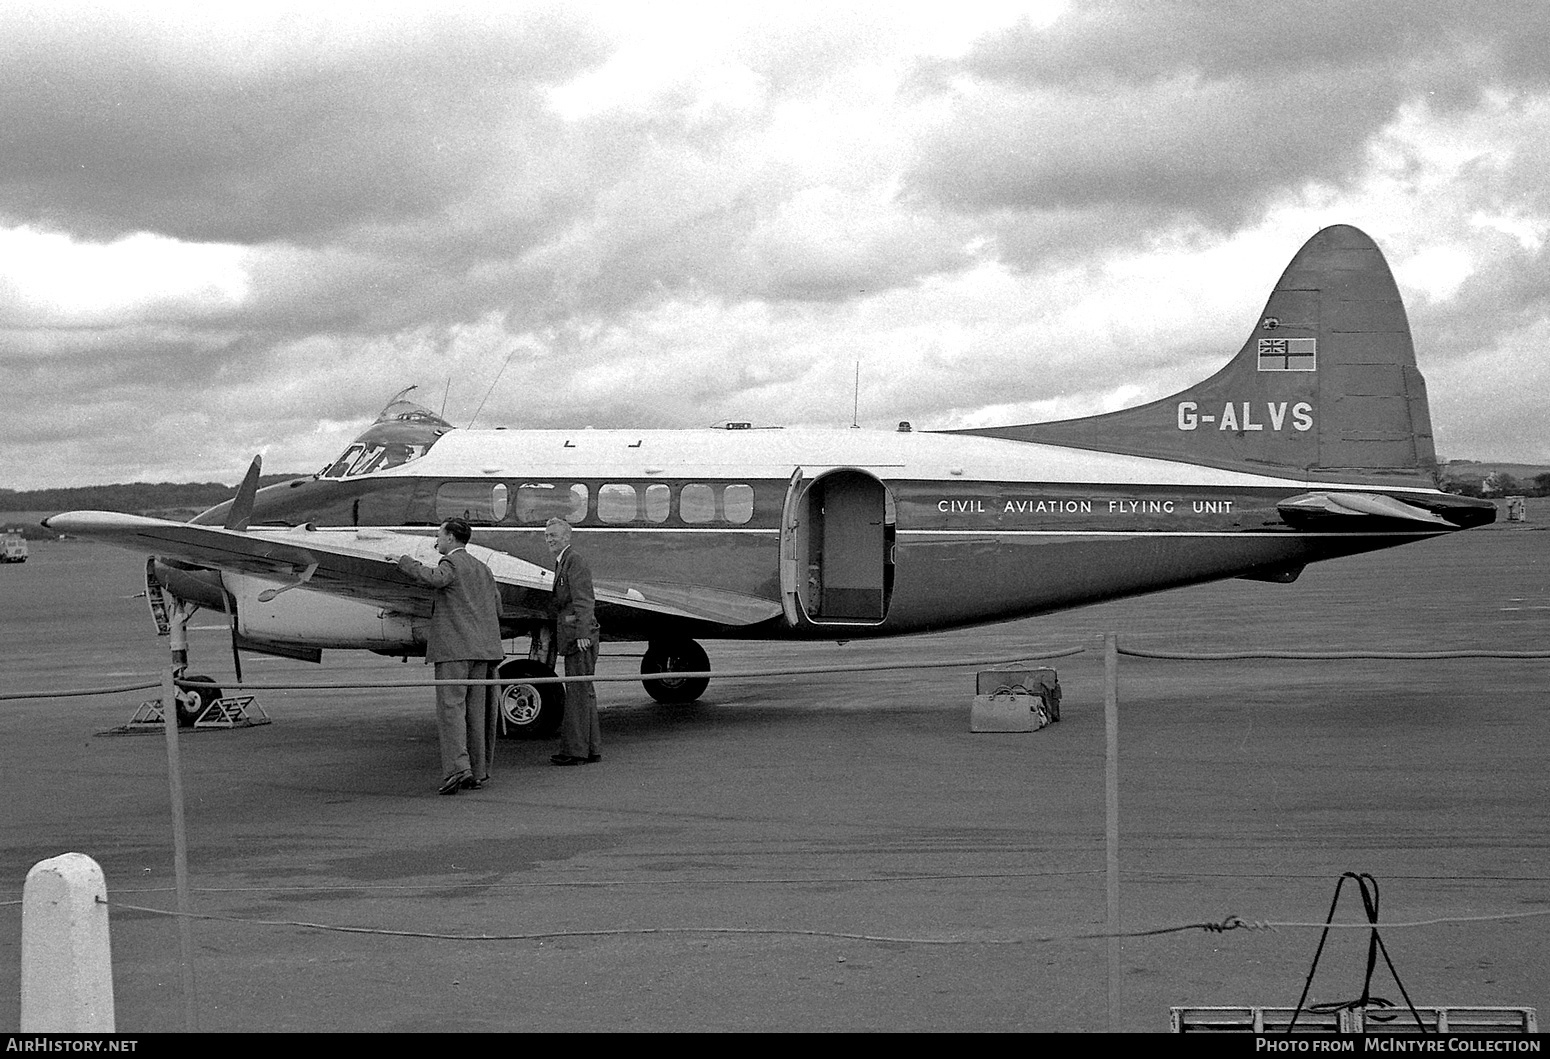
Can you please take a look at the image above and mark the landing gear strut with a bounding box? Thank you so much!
[641,638,710,703]
[132,577,259,730]
[166,600,217,728]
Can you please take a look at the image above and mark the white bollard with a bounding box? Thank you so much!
[20,853,115,1032]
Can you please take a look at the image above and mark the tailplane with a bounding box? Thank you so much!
[951,225,1438,488]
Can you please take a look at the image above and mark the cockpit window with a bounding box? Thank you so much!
[354,447,388,476]
[369,445,417,474]
[322,444,365,479]
[316,391,453,480]
[322,442,436,479]
[319,391,448,479]
[347,446,382,475]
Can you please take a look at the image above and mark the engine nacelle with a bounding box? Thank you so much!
[224,572,422,652]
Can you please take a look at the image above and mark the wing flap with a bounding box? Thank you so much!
[594,578,784,626]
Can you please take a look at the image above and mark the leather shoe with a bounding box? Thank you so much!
[438,771,471,795]
[550,754,583,766]
[460,776,487,790]
[584,754,602,763]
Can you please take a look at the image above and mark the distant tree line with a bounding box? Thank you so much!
[1444,472,1550,498]
[1,475,307,516]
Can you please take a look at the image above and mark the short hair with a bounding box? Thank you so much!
[544,518,573,537]
[441,517,473,544]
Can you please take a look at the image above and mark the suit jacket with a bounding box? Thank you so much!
[400,547,504,663]
[553,546,600,654]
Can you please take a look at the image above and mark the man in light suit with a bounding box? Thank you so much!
[545,518,601,766]
[397,517,504,794]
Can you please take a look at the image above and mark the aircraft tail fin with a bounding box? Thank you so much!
[950,224,1439,488]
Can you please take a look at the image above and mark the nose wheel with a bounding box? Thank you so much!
[174,676,223,728]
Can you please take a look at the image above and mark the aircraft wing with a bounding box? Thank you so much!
[42,512,783,627]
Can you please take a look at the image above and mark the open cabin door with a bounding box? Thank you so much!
[780,468,894,626]
[779,468,804,626]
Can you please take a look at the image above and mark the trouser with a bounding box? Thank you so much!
[558,642,601,759]
[435,659,498,780]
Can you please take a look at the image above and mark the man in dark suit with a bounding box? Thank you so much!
[397,517,504,794]
[545,518,601,765]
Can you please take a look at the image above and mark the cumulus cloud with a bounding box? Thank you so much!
[0,4,605,242]
[907,0,1550,241]
[0,227,248,328]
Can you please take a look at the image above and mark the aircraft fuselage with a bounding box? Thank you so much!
[196,425,1489,648]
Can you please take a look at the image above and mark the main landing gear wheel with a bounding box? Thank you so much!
[174,675,223,728]
[497,658,564,739]
[641,639,710,704]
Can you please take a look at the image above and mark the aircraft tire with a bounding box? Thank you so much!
[641,639,709,704]
[175,675,223,728]
[497,658,564,739]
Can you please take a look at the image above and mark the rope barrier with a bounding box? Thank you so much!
[93,898,1037,945]
[2,868,1109,900]
[1118,647,1550,660]
[9,868,1549,902]
[0,679,161,701]
[85,898,1550,947]
[70,901,1271,945]
[7,640,1548,702]
[0,646,1087,700]
[7,639,1549,702]
[12,888,1550,942]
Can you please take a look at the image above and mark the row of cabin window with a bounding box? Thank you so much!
[436,482,757,526]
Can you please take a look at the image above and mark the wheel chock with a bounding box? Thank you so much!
[116,695,271,731]
[192,695,270,729]
[124,699,168,729]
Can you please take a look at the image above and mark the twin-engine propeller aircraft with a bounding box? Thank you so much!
[47,225,1494,732]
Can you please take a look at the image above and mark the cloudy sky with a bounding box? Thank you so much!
[4,0,1549,490]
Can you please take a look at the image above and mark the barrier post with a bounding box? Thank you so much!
[20,853,115,1031]
[1104,632,1122,1032]
[161,664,199,1032]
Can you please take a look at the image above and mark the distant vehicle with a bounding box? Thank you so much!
[47,225,1497,732]
[2,530,27,563]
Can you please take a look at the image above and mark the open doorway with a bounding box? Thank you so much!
[782,469,894,624]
